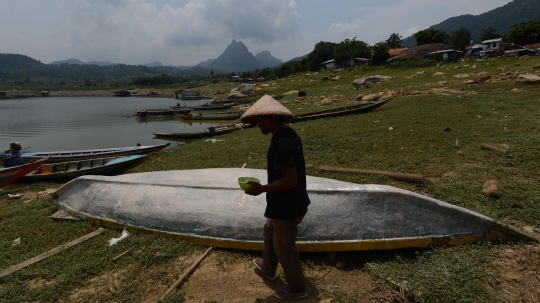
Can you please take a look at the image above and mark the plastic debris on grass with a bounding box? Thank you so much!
[108,229,130,247]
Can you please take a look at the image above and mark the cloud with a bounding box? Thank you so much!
[60,0,299,64]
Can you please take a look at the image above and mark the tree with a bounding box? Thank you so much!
[506,20,540,45]
[306,41,338,71]
[333,38,370,67]
[386,33,402,48]
[479,27,500,42]
[414,28,450,45]
[371,42,390,65]
[448,28,472,50]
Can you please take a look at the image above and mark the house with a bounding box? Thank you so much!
[465,44,486,58]
[481,38,504,57]
[504,44,537,57]
[257,77,266,82]
[175,90,200,100]
[342,58,368,68]
[426,49,463,61]
[524,43,540,55]
[386,43,450,65]
[114,90,131,97]
[389,48,408,57]
[320,59,336,70]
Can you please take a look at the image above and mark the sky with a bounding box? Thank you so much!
[0,0,512,66]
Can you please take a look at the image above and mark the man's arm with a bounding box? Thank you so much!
[244,166,297,196]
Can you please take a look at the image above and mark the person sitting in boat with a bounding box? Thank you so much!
[9,142,22,156]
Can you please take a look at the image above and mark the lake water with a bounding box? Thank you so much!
[0,97,231,151]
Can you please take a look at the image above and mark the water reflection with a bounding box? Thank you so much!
[0,97,230,151]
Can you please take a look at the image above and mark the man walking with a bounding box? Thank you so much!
[241,95,310,300]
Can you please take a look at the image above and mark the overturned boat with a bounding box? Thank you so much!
[53,168,535,252]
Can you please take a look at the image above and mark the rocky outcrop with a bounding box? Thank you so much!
[228,83,255,99]
[352,75,391,87]
[515,73,540,85]
[482,180,504,198]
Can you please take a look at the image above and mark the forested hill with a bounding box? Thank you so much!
[0,53,217,82]
[402,0,540,46]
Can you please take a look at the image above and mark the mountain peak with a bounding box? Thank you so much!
[208,40,262,72]
[254,51,283,68]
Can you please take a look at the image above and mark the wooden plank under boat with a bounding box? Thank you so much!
[53,168,536,252]
[211,99,239,104]
[0,157,49,188]
[0,143,169,163]
[22,154,153,182]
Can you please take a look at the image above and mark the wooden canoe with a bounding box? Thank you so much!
[152,99,390,140]
[53,168,535,252]
[153,126,239,139]
[0,143,169,163]
[170,103,236,110]
[22,154,153,182]
[0,157,49,188]
[180,113,242,121]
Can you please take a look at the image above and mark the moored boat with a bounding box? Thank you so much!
[179,112,243,121]
[0,157,49,188]
[0,143,170,163]
[153,125,241,139]
[22,154,153,182]
[53,168,536,252]
[169,103,236,110]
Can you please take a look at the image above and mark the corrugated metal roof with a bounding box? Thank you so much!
[482,38,503,43]
[320,59,335,65]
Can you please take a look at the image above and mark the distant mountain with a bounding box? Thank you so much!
[49,58,115,66]
[195,59,216,68]
[207,40,262,73]
[402,0,540,46]
[145,61,163,67]
[288,54,308,62]
[254,51,282,68]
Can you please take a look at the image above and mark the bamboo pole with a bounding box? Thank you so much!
[319,166,424,183]
[480,143,506,153]
[160,247,213,300]
[0,228,105,278]
[111,246,136,261]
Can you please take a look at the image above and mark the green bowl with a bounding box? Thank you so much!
[238,177,260,190]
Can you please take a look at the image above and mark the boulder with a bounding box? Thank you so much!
[454,73,469,78]
[322,76,330,81]
[230,83,255,96]
[515,73,540,85]
[355,94,364,101]
[331,76,340,81]
[379,94,394,101]
[362,94,379,102]
[482,180,504,198]
[298,91,307,97]
[534,64,540,69]
[320,98,333,105]
[474,72,491,83]
[463,80,475,84]
[433,72,445,76]
[352,75,391,87]
[227,91,247,99]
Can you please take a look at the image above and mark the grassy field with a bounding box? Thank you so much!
[1,56,540,303]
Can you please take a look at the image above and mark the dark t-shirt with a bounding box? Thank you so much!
[265,127,310,220]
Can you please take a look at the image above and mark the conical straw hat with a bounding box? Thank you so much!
[240,95,294,123]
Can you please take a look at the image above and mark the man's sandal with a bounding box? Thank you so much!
[252,258,277,281]
[274,287,308,300]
